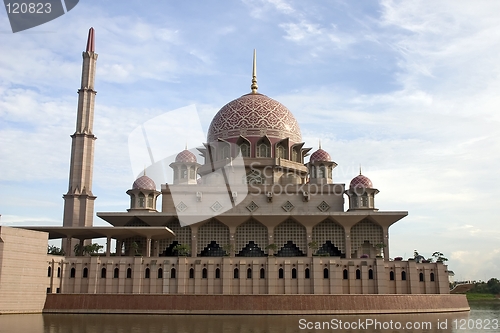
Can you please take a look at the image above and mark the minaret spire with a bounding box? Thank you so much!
[319,139,322,149]
[86,27,95,52]
[63,28,98,254]
[251,49,258,93]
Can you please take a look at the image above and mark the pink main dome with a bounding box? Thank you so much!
[175,149,197,163]
[350,174,373,189]
[132,175,156,190]
[207,93,301,143]
[310,148,331,163]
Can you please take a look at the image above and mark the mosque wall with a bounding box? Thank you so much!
[0,227,49,314]
[57,255,450,296]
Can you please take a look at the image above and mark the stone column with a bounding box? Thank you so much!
[153,240,159,257]
[383,226,389,261]
[306,228,313,257]
[344,227,352,259]
[191,227,198,257]
[106,237,111,257]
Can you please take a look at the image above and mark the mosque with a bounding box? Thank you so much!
[0,28,469,314]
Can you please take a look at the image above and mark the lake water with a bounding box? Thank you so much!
[0,301,498,333]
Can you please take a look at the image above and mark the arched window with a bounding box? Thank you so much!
[368,269,374,280]
[292,149,298,162]
[57,267,61,278]
[215,268,220,279]
[189,268,194,279]
[181,165,188,179]
[276,145,285,159]
[189,167,196,179]
[158,268,163,279]
[257,143,270,158]
[356,269,361,280]
[127,268,132,279]
[419,272,424,282]
[221,145,230,160]
[292,268,297,279]
[47,266,52,277]
[278,268,284,279]
[260,268,265,279]
[70,268,76,278]
[430,272,435,282]
[360,195,369,207]
[323,268,329,279]
[305,268,310,279]
[234,268,239,279]
[401,271,407,281]
[170,268,176,279]
[145,268,150,279]
[390,271,395,281]
[147,194,154,208]
[240,143,250,157]
[138,193,145,208]
[247,268,252,279]
[82,267,88,278]
[318,165,325,178]
[343,269,348,280]
[113,267,119,278]
[101,267,106,278]
[202,268,208,279]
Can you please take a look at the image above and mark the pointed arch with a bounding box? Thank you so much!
[236,136,251,158]
[291,143,304,163]
[235,219,267,256]
[160,219,191,256]
[312,219,345,256]
[275,138,289,159]
[197,219,229,256]
[350,219,383,256]
[256,136,271,158]
[274,219,307,256]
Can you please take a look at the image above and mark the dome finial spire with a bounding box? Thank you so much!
[319,139,322,149]
[251,49,258,93]
[359,165,362,175]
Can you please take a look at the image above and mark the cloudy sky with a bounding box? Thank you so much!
[1,0,499,281]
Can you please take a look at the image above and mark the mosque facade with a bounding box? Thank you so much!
[50,29,452,297]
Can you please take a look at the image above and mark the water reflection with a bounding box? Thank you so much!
[0,302,497,333]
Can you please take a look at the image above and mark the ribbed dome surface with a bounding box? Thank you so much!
[350,174,373,189]
[175,149,197,163]
[207,93,301,143]
[132,175,156,190]
[310,148,331,162]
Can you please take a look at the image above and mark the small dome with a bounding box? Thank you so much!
[132,175,156,190]
[350,174,373,189]
[175,149,197,163]
[310,148,331,163]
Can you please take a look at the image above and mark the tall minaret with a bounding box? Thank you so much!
[62,28,98,251]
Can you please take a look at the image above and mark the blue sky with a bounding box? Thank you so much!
[1,0,499,281]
